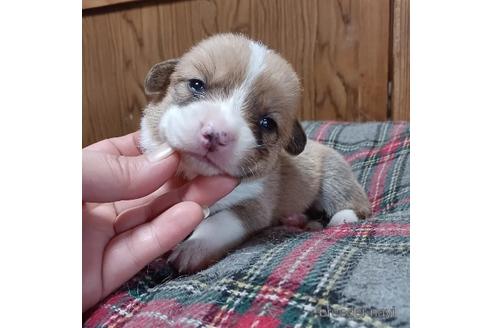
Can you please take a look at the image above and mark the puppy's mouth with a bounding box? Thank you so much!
[182,151,226,173]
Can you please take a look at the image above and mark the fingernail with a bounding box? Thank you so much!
[202,207,210,219]
[146,143,175,162]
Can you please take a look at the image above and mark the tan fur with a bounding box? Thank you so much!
[140,34,370,273]
[230,140,371,232]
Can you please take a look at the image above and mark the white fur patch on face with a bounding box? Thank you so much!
[188,210,247,249]
[210,177,265,214]
[159,99,257,176]
[140,105,163,153]
[160,103,200,149]
[328,209,359,226]
[243,41,267,91]
[160,103,223,176]
[229,41,267,112]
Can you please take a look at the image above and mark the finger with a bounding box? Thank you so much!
[82,146,179,203]
[84,131,142,156]
[114,175,238,233]
[102,201,203,298]
[113,175,187,215]
[179,175,239,205]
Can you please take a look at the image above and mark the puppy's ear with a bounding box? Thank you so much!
[144,59,179,95]
[285,120,307,155]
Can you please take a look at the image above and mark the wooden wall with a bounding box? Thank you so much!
[391,0,410,121]
[83,0,409,146]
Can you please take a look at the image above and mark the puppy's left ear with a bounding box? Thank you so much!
[144,59,179,96]
[285,120,307,155]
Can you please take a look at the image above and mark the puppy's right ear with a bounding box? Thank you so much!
[285,120,307,155]
[144,59,179,96]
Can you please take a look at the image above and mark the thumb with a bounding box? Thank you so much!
[83,144,179,202]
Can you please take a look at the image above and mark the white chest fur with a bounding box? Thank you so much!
[210,177,266,214]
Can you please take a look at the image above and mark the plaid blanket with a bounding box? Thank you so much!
[85,121,410,328]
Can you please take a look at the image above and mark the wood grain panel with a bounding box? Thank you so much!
[314,0,390,121]
[83,0,391,146]
[82,0,145,10]
[391,0,410,121]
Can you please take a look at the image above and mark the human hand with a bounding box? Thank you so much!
[82,131,237,312]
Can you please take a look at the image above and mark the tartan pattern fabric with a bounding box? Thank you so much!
[84,121,410,328]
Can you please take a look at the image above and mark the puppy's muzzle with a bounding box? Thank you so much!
[199,122,236,152]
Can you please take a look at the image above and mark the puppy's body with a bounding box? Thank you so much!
[140,34,370,273]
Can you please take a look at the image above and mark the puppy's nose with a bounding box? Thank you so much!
[200,124,234,152]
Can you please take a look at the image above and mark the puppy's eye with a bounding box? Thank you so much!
[259,116,277,132]
[188,79,205,94]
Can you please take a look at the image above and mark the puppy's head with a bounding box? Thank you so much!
[141,33,306,178]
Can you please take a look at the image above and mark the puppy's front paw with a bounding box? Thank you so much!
[168,238,224,274]
[168,210,248,274]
